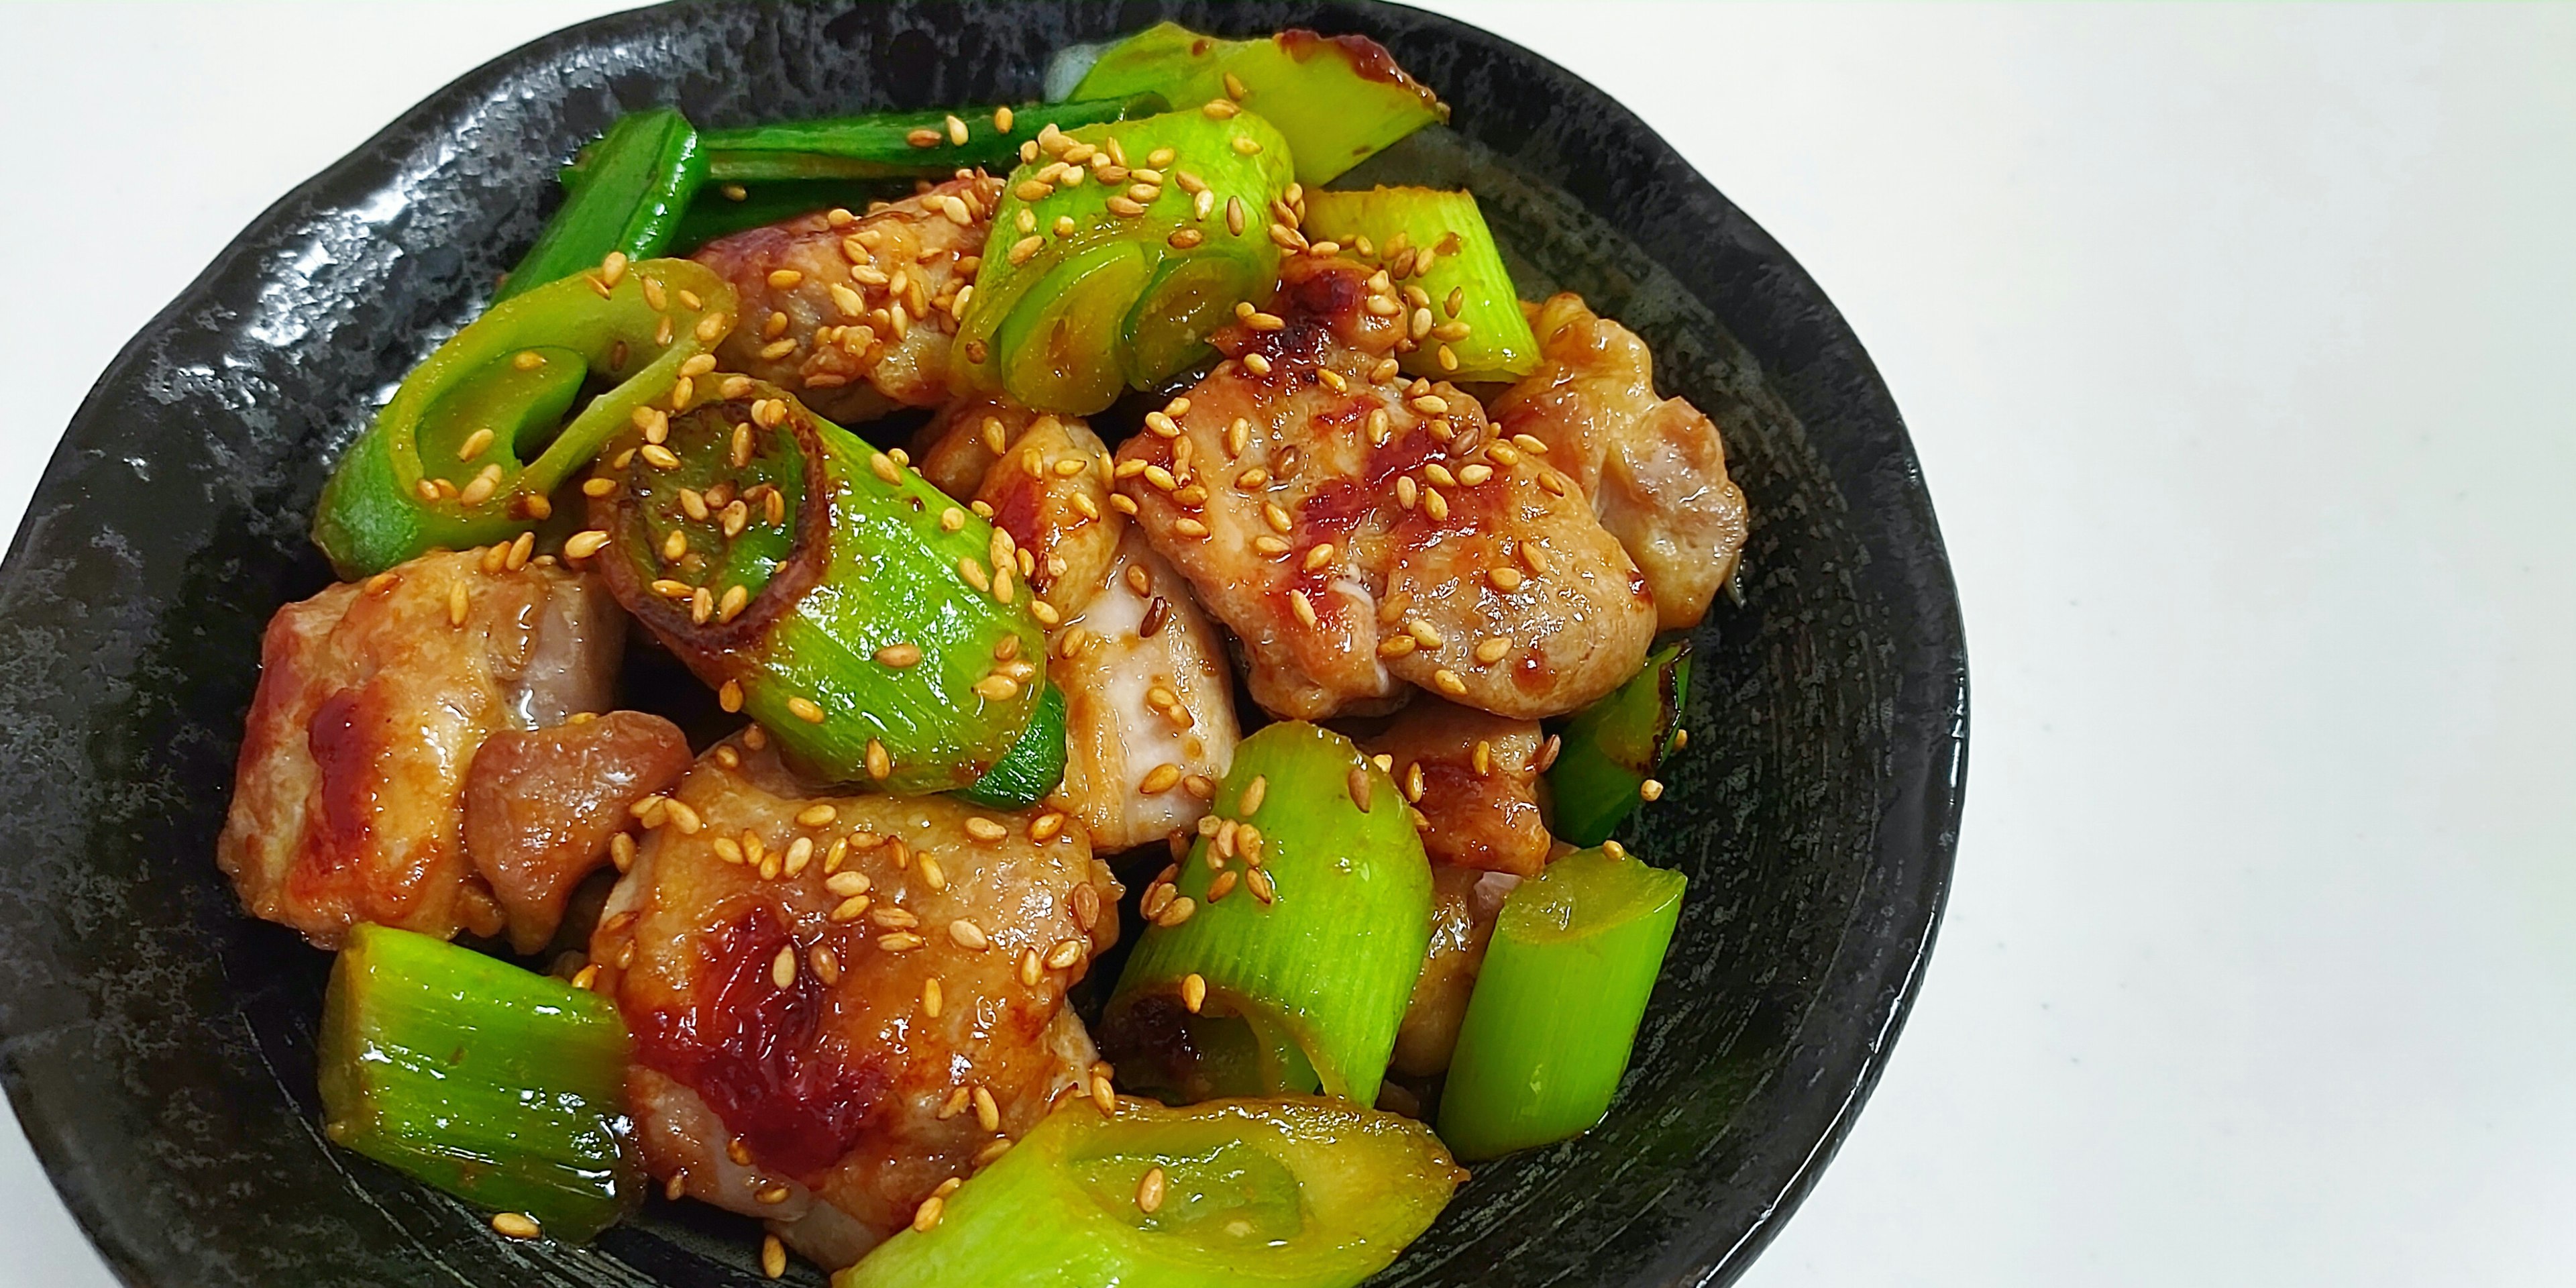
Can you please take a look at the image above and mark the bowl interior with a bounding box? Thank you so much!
[0,3,1964,1286]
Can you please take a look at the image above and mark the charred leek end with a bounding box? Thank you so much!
[586,383,1046,794]
[502,107,704,301]
[319,924,642,1242]
[1438,847,1685,1161]
[836,1097,1461,1288]
[1548,638,1692,847]
[1071,21,1449,184]
[694,96,1159,182]
[1299,186,1540,382]
[955,108,1294,414]
[312,258,736,578]
[1106,722,1432,1109]
[953,681,1067,808]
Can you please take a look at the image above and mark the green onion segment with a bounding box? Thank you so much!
[1107,721,1432,1109]
[313,257,737,578]
[1298,186,1540,382]
[835,1097,1462,1288]
[318,924,642,1242]
[1547,638,1693,847]
[588,384,1049,796]
[1436,847,1686,1161]
[503,106,705,301]
[1071,22,1448,184]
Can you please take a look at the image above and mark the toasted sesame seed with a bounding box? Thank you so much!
[1246,867,1275,903]
[949,918,991,951]
[1489,566,1527,592]
[945,113,971,145]
[788,696,826,722]
[913,1195,945,1231]
[875,643,923,667]
[880,930,925,953]
[1641,778,1666,802]
[1432,668,1468,696]
[760,1233,786,1279]
[866,739,892,779]
[906,127,941,149]
[1424,487,1451,521]
[1153,896,1197,927]
[1140,762,1184,795]
[1602,839,1629,859]
[491,1212,541,1240]
[769,945,798,989]
[1475,636,1511,664]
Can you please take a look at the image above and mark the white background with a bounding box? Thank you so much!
[3,3,2572,1284]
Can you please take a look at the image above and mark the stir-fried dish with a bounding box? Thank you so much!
[222,23,1748,1285]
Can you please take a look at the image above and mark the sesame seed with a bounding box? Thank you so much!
[490,1212,541,1240]
[1140,762,1183,795]
[1489,566,1527,592]
[639,443,681,470]
[1432,668,1468,696]
[866,739,891,779]
[771,946,797,988]
[788,696,826,722]
[881,930,925,953]
[1641,779,1666,802]
[718,679,743,712]
[1476,636,1511,664]
[1459,463,1495,486]
[446,582,470,627]
[907,127,941,149]
[949,918,991,951]
[1289,589,1319,627]
[1246,867,1275,903]
[1153,896,1197,927]
[875,643,922,667]
[1346,765,1374,812]
[913,1195,945,1232]
[1602,839,1629,859]
[757,1184,792,1205]
[1209,869,1239,902]
[965,817,1009,843]
[761,1234,787,1279]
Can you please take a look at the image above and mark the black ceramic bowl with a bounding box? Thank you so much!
[0,3,1965,1285]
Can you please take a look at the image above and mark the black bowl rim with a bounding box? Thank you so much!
[0,3,1967,1285]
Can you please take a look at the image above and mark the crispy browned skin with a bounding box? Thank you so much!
[691,175,1000,424]
[1391,865,1514,1078]
[1360,698,1550,877]
[463,710,689,952]
[217,550,622,949]
[1046,531,1240,853]
[1116,255,1654,720]
[592,733,1120,1263]
[1489,294,1749,629]
[914,398,1126,620]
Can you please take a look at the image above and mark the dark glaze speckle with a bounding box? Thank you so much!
[0,3,1965,1287]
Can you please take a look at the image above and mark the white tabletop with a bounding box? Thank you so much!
[5,3,2572,1284]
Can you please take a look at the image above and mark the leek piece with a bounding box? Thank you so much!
[1071,22,1448,184]
[955,108,1293,414]
[318,924,642,1242]
[835,1097,1461,1288]
[1548,639,1692,847]
[1106,722,1432,1108]
[953,682,1069,809]
[1299,186,1540,382]
[1436,847,1686,1161]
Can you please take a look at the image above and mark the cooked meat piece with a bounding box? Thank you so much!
[462,710,690,953]
[1116,254,1653,720]
[1489,294,1750,630]
[914,398,1126,620]
[592,731,1120,1262]
[1390,865,1517,1078]
[691,174,1001,425]
[1047,530,1240,853]
[217,549,622,949]
[1358,699,1550,877]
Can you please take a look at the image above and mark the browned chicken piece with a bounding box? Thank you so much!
[592,731,1120,1267]
[462,710,690,952]
[217,549,623,949]
[1359,699,1551,877]
[1391,865,1519,1078]
[1116,254,1654,720]
[1489,294,1750,630]
[912,398,1126,621]
[691,174,1002,425]
[1047,530,1240,853]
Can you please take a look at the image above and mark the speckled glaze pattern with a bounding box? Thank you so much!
[0,3,1966,1286]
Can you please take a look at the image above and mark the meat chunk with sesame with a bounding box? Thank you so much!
[1489,294,1750,630]
[691,174,1000,425]
[913,397,1126,621]
[1116,254,1654,720]
[1357,698,1551,877]
[462,710,690,953]
[217,549,624,949]
[1047,530,1240,853]
[592,732,1120,1265]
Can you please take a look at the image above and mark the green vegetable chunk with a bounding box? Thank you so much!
[1548,638,1692,847]
[1106,722,1432,1109]
[586,383,1051,796]
[1299,186,1541,382]
[1438,847,1686,1161]
[313,258,737,578]
[502,106,704,300]
[956,108,1294,414]
[318,924,643,1242]
[696,97,1158,182]
[835,1097,1462,1288]
[954,682,1069,809]
[667,179,898,254]
[1072,22,1448,184]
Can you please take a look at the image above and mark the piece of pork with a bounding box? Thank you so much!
[462,710,690,953]
[1488,294,1749,629]
[1390,865,1518,1078]
[591,731,1120,1266]
[912,398,1125,621]
[217,549,623,949]
[1358,698,1551,877]
[1115,254,1654,720]
[691,174,1001,425]
[1046,530,1240,853]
